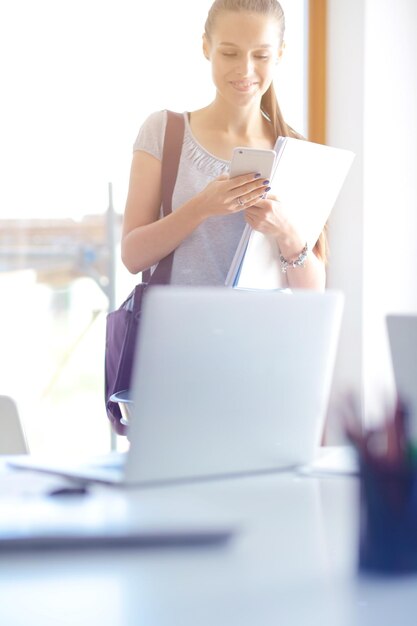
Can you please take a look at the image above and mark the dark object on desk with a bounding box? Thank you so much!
[0,528,234,552]
[48,486,89,497]
[104,110,184,435]
[342,394,417,574]
[359,461,417,574]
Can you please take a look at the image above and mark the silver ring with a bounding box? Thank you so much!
[237,196,245,206]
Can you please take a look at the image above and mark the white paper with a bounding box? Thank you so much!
[227,137,355,290]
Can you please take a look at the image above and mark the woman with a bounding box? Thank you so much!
[121,0,326,291]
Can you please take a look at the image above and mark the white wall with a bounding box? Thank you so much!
[326,0,417,432]
[326,0,365,436]
[362,0,417,418]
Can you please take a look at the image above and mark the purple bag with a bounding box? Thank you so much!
[105,111,185,434]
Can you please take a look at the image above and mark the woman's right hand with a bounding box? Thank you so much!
[122,152,269,274]
[196,173,271,219]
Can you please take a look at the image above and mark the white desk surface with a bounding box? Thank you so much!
[0,452,415,626]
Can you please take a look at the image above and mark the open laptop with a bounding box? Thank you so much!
[386,314,417,442]
[10,287,344,485]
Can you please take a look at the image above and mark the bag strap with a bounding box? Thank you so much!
[143,110,185,284]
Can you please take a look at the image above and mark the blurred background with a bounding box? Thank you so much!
[0,0,307,454]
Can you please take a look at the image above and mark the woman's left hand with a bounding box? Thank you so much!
[244,193,296,242]
[245,192,326,291]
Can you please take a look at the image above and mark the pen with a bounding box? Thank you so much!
[342,393,411,469]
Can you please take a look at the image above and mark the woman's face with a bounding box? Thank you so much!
[204,11,283,108]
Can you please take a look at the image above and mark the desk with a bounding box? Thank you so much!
[0,458,415,626]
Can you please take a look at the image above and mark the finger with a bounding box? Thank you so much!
[232,178,271,197]
[233,185,271,208]
[230,180,271,198]
[228,172,264,189]
[248,198,268,210]
[245,212,260,228]
[245,207,261,219]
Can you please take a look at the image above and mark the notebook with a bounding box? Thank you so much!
[10,287,344,485]
[225,137,355,289]
[386,314,417,443]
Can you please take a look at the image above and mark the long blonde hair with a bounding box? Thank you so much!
[204,0,327,263]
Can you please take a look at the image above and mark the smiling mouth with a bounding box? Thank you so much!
[230,81,257,91]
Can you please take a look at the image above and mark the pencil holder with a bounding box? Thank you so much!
[359,460,417,574]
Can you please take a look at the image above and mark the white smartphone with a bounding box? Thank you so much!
[229,147,276,180]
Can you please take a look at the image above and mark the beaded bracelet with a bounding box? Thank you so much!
[279,243,309,274]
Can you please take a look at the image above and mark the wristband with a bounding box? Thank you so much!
[279,243,308,273]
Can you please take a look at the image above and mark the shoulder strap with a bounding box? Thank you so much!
[143,111,185,284]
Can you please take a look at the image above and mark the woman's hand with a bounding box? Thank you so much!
[245,192,326,290]
[245,193,311,262]
[196,173,270,219]
[245,195,296,241]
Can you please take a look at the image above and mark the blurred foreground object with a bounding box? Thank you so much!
[0,395,29,455]
[343,395,417,574]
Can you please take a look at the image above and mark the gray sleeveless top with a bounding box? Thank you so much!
[133,110,246,286]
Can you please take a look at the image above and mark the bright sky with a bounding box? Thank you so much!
[0,0,306,220]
